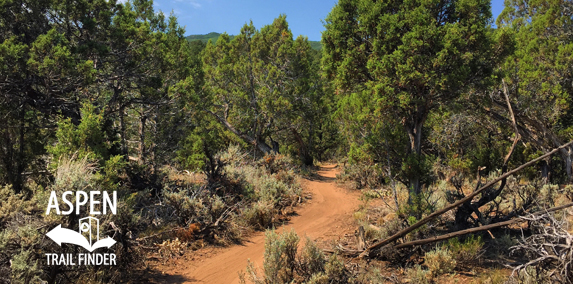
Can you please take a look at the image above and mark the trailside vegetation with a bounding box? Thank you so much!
[1,0,573,283]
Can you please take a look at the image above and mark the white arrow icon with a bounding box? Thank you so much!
[46,225,116,252]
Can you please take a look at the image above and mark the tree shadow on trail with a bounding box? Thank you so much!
[138,267,191,283]
[305,166,338,182]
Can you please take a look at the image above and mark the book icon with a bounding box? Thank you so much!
[47,217,116,252]
[79,217,99,246]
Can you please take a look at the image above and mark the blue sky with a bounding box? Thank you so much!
[151,0,507,41]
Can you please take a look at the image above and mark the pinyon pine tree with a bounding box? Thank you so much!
[322,0,492,203]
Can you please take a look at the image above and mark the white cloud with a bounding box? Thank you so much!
[189,1,201,8]
[172,0,210,9]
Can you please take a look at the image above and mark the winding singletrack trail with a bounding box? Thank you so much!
[157,164,360,283]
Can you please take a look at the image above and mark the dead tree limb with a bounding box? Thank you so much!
[356,226,366,250]
[361,140,573,257]
[511,209,573,283]
[394,202,573,249]
[502,78,521,166]
[455,79,522,227]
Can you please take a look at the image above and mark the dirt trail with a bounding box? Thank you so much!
[160,164,360,283]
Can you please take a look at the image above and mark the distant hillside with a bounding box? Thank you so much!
[186,32,235,44]
[309,41,322,50]
[186,32,322,50]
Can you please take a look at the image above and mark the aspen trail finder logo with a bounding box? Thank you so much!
[45,191,118,266]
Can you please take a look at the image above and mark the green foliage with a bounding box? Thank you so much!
[493,0,573,181]
[187,32,322,50]
[405,265,432,284]
[337,161,386,190]
[48,103,111,166]
[0,156,138,283]
[202,15,328,163]
[9,249,43,284]
[176,116,232,172]
[263,229,299,283]
[164,185,225,225]
[399,191,437,220]
[0,185,36,225]
[444,236,484,266]
[498,0,573,124]
[242,230,350,284]
[424,247,457,277]
[4,0,573,282]
[323,0,493,199]
[0,0,201,192]
[299,238,326,279]
[428,112,507,177]
[167,146,304,244]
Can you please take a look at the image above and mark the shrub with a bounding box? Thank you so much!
[306,273,329,284]
[47,103,111,167]
[263,229,299,283]
[161,146,304,247]
[424,247,457,277]
[336,163,385,190]
[1,156,147,284]
[220,146,302,231]
[239,200,277,230]
[0,185,36,225]
[406,265,432,284]
[445,236,484,266]
[241,230,350,284]
[323,253,349,283]
[299,238,326,279]
[472,269,507,284]
[491,234,515,254]
[9,249,43,284]
[156,238,187,263]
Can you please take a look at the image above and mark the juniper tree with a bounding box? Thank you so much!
[493,0,573,181]
[322,0,492,202]
[202,16,317,158]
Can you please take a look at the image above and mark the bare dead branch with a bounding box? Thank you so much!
[502,78,521,166]
[394,202,573,250]
[361,140,573,257]
[510,211,573,283]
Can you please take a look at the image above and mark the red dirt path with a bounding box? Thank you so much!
[153,164,360,283]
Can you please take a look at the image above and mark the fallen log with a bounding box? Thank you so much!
[394,202,573,249]
[360,140,573,257]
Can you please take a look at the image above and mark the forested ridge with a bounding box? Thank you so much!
[186,32,323,50]
[1,0,573,283]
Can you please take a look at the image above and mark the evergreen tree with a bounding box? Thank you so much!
[202,16,318,161]
[493,0,573,181]
[322,0,492,202]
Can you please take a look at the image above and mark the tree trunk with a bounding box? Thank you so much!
[563,148,572,182]
[541,157,551,182]
[151,106,158,174]
[138,113,146,164]
[207,109,274,155]
[255,139,273,154]
[291,128,313,166]
[119,105,128,157]
[12,107,25,194]
[396,202,573,250]
[405,118,424,204]
[271,139,280,154]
